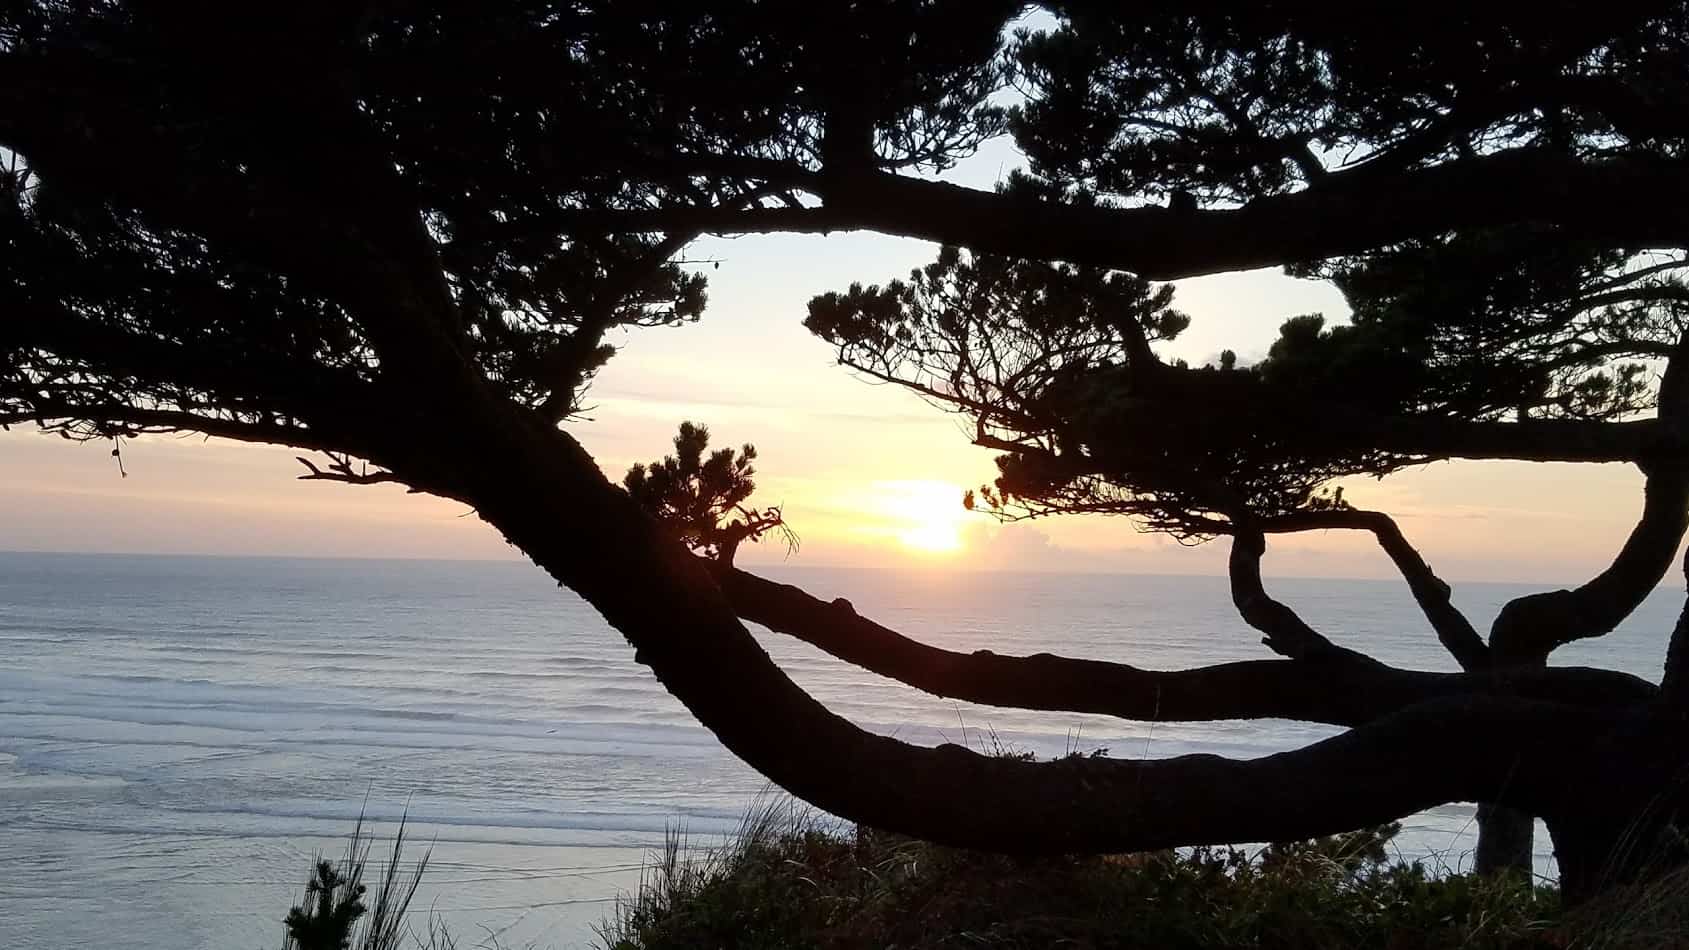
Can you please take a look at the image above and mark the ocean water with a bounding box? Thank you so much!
[0,552,1681,949]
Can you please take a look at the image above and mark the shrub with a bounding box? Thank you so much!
[282,815,450,950]
[595,800,1565,950]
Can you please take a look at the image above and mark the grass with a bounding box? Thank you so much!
[282,812,453,950]
[593,795,1580,950]
[280,791,1689,949]
[1562,861,1689,950]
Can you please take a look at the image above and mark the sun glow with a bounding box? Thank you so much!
[875,480,971,555]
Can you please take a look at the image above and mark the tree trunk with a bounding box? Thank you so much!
[1544,711,1689,903]
[1475,617,1550,876]
[1474,803,1535,876]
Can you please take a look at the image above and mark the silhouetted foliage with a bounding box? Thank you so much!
[282,817,433,950]
[286,861,367,950]
[0,3,1016,439]
[809,235,1688,532]
[625,422,795,564]
[1011,4,1689,205]
[807,244,1409,533]
[796,5,1689,878]
[597,800,1567,950]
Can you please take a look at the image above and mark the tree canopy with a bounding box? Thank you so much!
[7,0,1689,900]
[624,422,794,564]
[806,234,1687,533]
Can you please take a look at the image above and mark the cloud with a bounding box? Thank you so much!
[955,521,1230,575]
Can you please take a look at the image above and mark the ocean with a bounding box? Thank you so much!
[0,551,1680,949]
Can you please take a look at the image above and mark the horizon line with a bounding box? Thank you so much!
[3,546,1677,591]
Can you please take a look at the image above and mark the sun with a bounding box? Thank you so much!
[875,480,970,555]
[900,520,964,554]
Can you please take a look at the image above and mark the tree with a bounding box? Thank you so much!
[803,4,1689,874]
[5,1,1689,903]
[624,422,795,565]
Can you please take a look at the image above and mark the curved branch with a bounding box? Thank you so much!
[711,562,1654,727]
[1490,462,1689,665]
[1072,391,1689,473]
[1255,510,1489,672]
[560,150,1689,281]
[1225,515,1350,661]
[439,420,1631,856]
[1216,405,1674,466]
[37,363,1652,861]
[1492,340,1689,665]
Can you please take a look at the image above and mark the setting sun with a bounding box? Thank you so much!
[875,480,971,555]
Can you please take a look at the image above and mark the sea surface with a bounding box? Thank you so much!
[1,552,1681,949]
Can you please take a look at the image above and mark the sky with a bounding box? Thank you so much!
[0,141,1674,586]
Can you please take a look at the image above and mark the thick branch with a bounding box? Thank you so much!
[1228,408,1675,466]
[558,150,1689,279]
[1226,518,1350,661]
[1490,463,1689,665]
[712,562,1654,727]
[38,351,1652,859]
[421,412,1637,855]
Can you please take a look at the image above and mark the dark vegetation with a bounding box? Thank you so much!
[276,798,1688,950]
[8,0,1689,910]
[598,799,1689,950]
[281,817,447,950]
[623,422,795,565]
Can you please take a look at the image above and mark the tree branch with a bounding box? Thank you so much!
[1,404,331,452]
[1491,339,1689,665]
[1232,405,1678,466]
[439,420,1639,857]
[1489,461,1689,665]
[557,150,1689,280]
[0,48,473,387]
[31,352,1650,864]
[1254,510,1490,672]
[1225,518,1353,661]
[711,562,1654,727]
[294,453,411,489]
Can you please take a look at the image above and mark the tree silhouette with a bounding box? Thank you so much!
[6,2,1689,901]
[285,862,367,950]
[808,234,1689,871]
[624,422,795,564]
